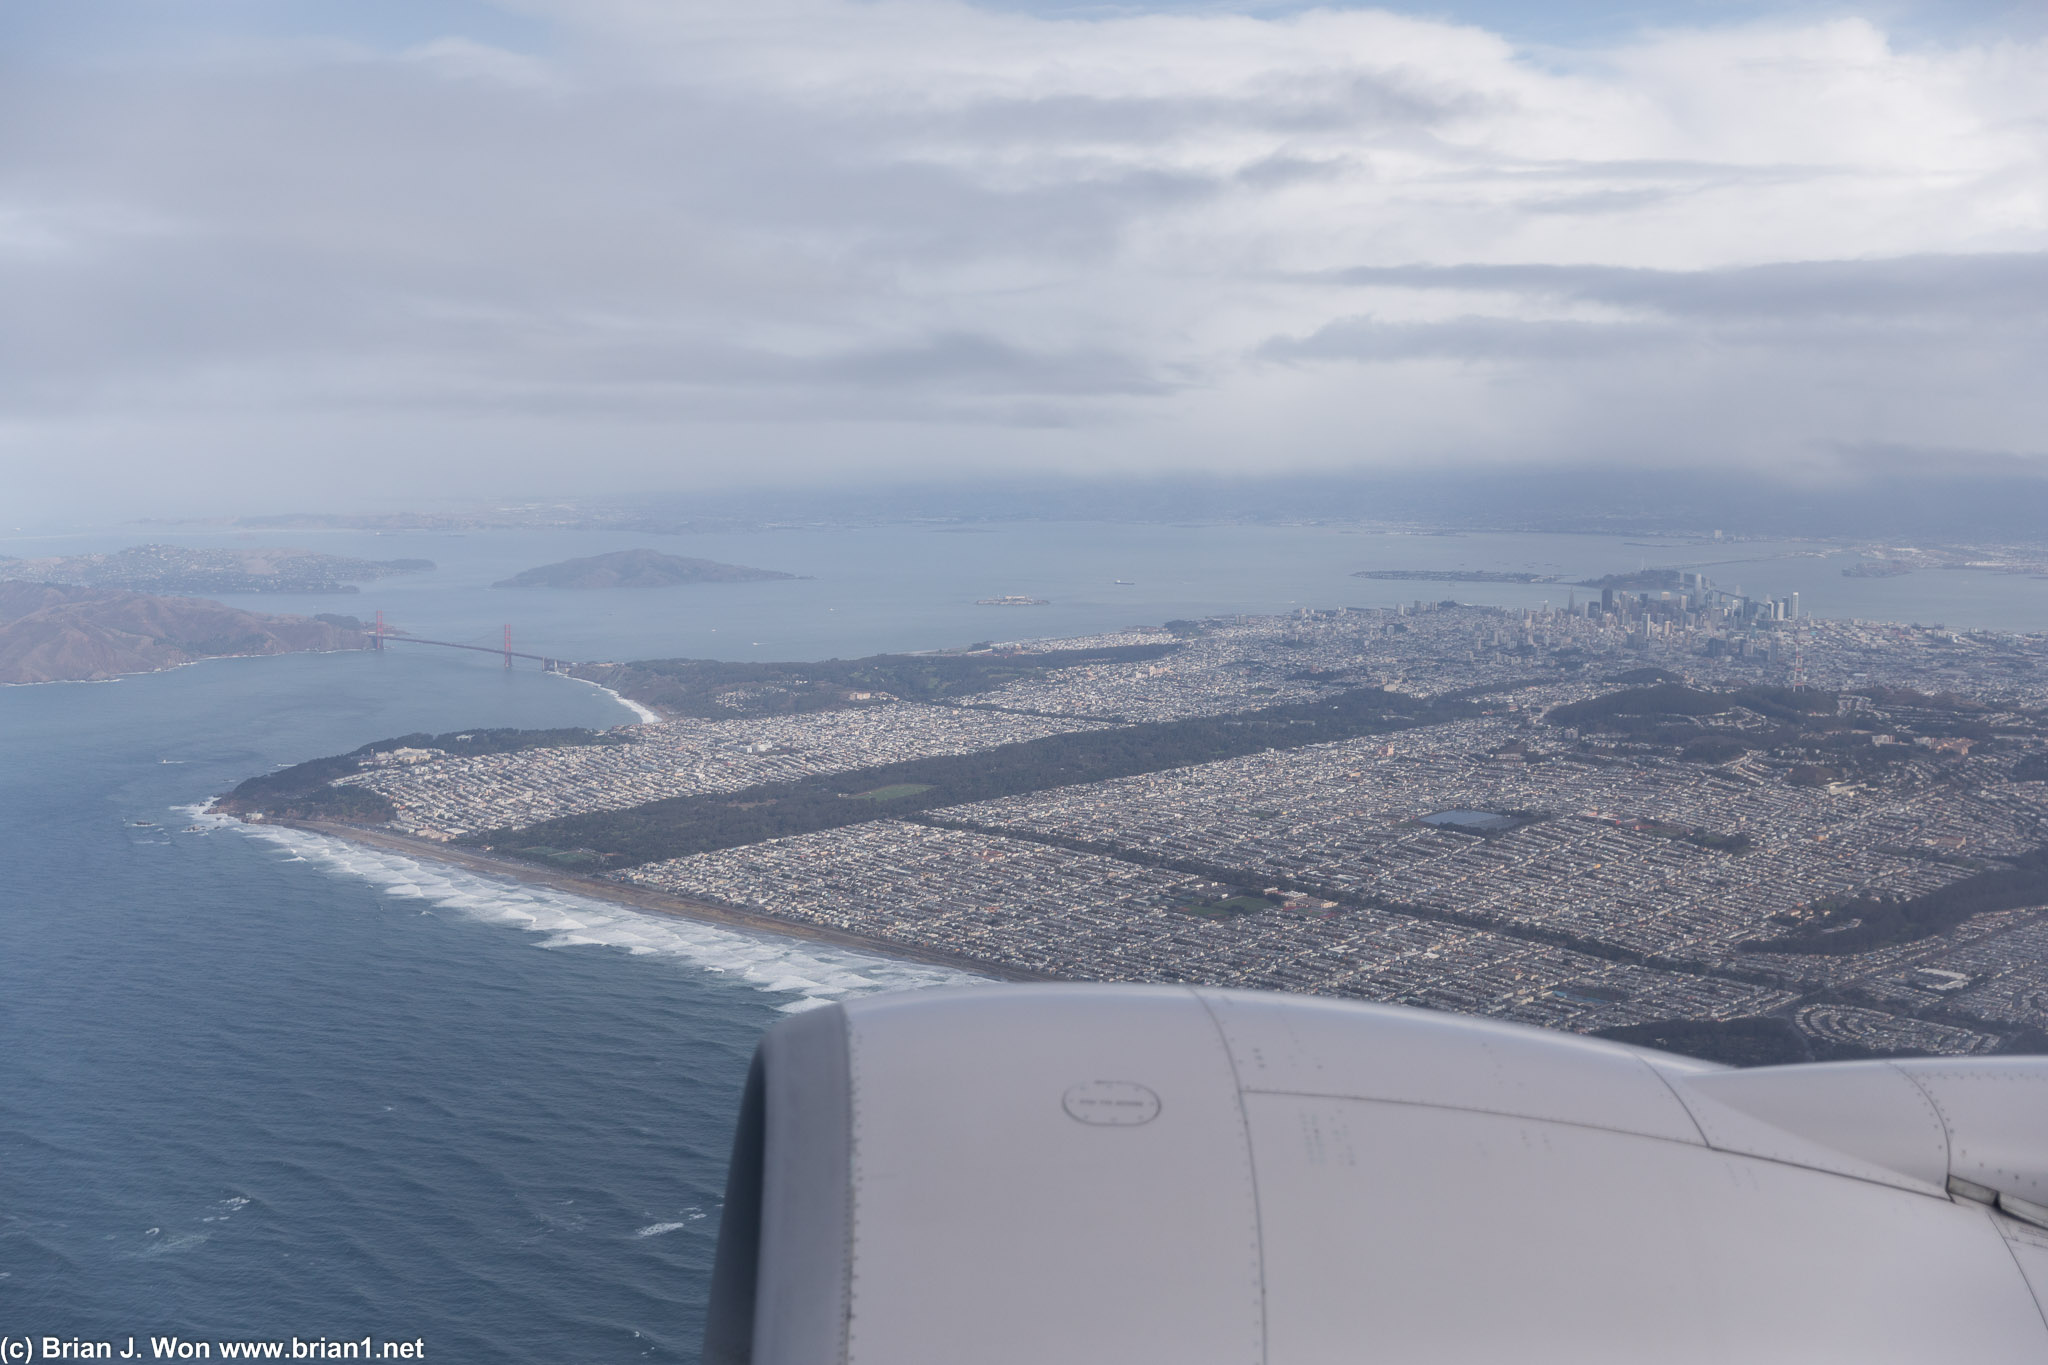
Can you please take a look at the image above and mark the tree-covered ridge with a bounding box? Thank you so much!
[1547,683,1836,730]
[2012,753,2048,782]
[1544,680,2026,779]
[569,642,1181,719]
[1595,1016,1818,1067]
[1743,848,2048,956]
[1546,682,1891,769]
[472,684,1480,869]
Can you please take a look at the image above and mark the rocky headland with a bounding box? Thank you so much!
[0,582,366,684]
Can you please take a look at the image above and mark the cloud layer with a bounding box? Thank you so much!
[3,1,2045,515]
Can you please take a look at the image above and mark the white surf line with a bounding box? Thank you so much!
[563,674,661,725]
[187,804,979,1009]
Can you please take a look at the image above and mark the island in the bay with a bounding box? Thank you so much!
[0,544,433,595]
[0,582,364,684]
[491,548,796,589]
[212,579,2048,1068]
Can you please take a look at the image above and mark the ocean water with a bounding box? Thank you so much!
[0,649,962,1362]
[8,521,2048,1361]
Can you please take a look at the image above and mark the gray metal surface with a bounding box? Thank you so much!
[1894,1058,2048,1207]
[755,1004,854,1365]
[1663,1058,1951,1194]
[706,984,2048,1363]
[844,985,1265,1365]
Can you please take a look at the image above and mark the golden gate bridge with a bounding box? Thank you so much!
[368,610,572,672]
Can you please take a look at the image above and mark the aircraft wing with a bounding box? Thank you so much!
[702,984,2048,1363]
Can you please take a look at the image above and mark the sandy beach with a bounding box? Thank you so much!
[291,818,1044,982]
[566,674,662,724]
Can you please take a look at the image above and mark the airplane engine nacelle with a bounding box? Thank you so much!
[703,985,2048,1364]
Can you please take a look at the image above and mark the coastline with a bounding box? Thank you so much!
[287,818,1044,983]
[565,674,662,724]
[1,643,372,689]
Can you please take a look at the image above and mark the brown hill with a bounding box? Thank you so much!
[491,548,794,589]
[0,582,366,684]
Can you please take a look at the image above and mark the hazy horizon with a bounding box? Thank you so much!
[16,462,2048,548]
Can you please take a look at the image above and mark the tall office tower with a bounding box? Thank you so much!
[1790,592,1800,620]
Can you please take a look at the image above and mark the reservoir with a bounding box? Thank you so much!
[1420,810,1518,832]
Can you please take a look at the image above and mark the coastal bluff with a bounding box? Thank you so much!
[0,581,365,684]
[491,548,794,589]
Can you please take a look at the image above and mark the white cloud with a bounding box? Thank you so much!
[399,36,562,90]
[2,1,2045,515]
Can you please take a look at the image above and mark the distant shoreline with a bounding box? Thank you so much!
[285,818,1040,982]
[1351,569,1560,584]
[0,644,368,689]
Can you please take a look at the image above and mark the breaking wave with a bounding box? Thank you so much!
[570,676,662,725]
[182,805,978,1008]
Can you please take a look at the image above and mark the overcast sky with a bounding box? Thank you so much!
[2,0,2044,520]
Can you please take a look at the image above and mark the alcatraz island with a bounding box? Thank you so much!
[214,582,2048,1067]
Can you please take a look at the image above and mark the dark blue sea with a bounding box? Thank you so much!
[0,648,959,1363]
[6,522,2048,1361]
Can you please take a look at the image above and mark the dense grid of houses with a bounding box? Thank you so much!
[321,603,2048,1056]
